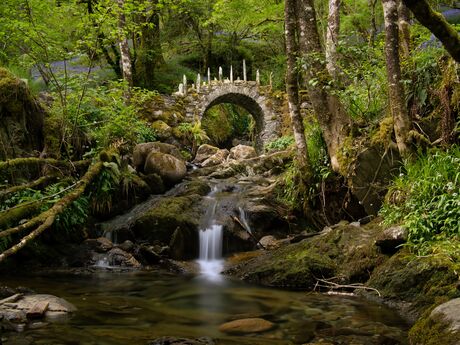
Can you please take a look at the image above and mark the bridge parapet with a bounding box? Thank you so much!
[172,61,283,150]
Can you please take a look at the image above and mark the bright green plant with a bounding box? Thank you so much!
[265,136,295,152]
[381,147,460,249]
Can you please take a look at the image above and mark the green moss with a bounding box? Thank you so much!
[336,135,356,176]
[368,250,460,315]
[238,241,336,289]
[0,203,43,230]
[409,308,460,345]
[133,194,203,245]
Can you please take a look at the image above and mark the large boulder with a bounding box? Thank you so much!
[229,145,257,161]
[201,149,229,167]
[430,298,460,333]
[193,144,220,164]
[144,152,187,185]
[133,194,205,259]
[133,142,183,171]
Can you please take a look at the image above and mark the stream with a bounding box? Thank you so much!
[1,178,409,344]
[2,270,408,345]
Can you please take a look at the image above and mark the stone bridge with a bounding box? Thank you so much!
[172,63,283,151]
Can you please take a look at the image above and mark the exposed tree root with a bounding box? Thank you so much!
[0,161,104,262]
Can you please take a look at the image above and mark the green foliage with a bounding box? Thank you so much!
[55,196,89,233]
[337,38,387,122]
[265,136,295,152]
[89,162,121,216]
[202,103,252,146]
[381,148,460,250]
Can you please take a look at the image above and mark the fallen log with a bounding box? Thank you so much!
[0,175,59,200]
[0,161,103,262]
[0,158,89,172]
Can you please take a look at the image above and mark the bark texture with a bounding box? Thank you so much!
[326,0,341,79]
[284,0,310,171]
[402,0,460,63]
[297,0,351,173]
[398,1,411,59]
[382,0,412,156]
[117,0,133,87]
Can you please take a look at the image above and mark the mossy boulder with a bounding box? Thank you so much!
[0,68,44,160]
[144,152,187,185]
[132,194,205,259]
[133,142,184,171]
[227,241,335,289]
[367,250,460,320]
[151,120,172,141]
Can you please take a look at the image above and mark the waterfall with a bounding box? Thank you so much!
[238,206,252,234]
[197,185,225,280]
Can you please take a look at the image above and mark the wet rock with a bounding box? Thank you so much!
[201,149,229,167]
[375,226,407,254]
[171,179,211,197]
[117,240,135,252]
[106,248,141,268]
[149,336,215,345]
[136,244,161,264]
[1,294,75,332]
[240,202,289,238]
[218,318,275,334]
[430,298,460,332]
[133,194,204,259]
[229,145,257,160]
[133,142,184,171]
[259,235,280,250]
[84,237,113,253]
[144,152,187,185]
[193,144,220,164]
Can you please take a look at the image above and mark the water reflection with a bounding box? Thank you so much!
[1,270,408,345]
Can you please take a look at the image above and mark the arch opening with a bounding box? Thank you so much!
[201,92,265,152]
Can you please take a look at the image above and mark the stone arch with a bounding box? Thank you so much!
[198,85,271,152]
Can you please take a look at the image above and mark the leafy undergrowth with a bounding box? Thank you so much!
[381,147,460,254]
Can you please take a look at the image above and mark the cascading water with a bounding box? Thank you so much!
[197,185,225,280]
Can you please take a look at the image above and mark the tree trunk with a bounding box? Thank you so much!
[297,0,351,173]
[368,0,378,46]
[284,0,310,172]
[398,0,411,59]
[117,0,133,87]
[326,0,341,79]
[402,0,460,63]
[382,0,412,156]
[134,1,164,88]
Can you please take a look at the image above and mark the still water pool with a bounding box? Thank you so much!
[2,269,408,345]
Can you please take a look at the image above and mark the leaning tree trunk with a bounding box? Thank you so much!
[284,0,310,173]
[326,0,341,79]
[382,0,412,157]
[398,0,411,59]
[116,0,133,87]
[402,0,460,63]
[297,0,351,173]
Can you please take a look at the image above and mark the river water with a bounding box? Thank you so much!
[2,269,408,345]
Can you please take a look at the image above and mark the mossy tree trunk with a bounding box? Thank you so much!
[398,0,411,59]
[382,0,412,157]
[326,0,341,80]
[403,0,460,63]
[284,0,310,173]
[297,0,351,173]
[116,0,133,88]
